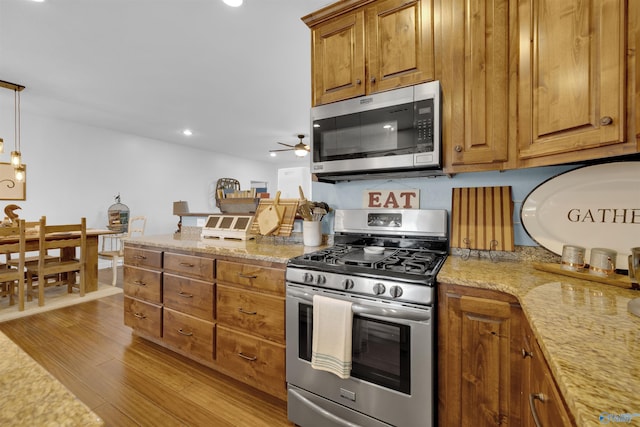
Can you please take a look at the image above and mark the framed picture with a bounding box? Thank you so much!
[0,162,26,201]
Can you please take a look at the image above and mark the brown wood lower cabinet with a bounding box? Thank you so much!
[123,296,162,339]
[216,325,286,400]
[439,283,576,426]
[163,307,215,364]
[123,244,288,401]
[522,323,575,427]
[438,283,524,426]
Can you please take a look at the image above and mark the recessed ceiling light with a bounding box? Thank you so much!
[270,152,276,157]
[223,0,243,7]
[32,0,45,2]
[182,129,192,136]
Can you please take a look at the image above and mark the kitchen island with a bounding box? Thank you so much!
[122,233,321,400]
[439,255,640,427]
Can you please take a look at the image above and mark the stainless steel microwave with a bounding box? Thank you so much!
[311,81,442,182]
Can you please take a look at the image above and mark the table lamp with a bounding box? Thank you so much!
[173,201,189,233]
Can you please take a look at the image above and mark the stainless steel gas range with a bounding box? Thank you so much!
[286,209,448,427]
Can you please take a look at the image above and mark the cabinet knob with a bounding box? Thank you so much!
[600,116,613,126]
[455,145,463,153]
[370,77,376,84]
[356,79,362,85]
[522,348,533,359]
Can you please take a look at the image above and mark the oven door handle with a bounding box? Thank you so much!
[288,388,361,427]
[287,288,432,322]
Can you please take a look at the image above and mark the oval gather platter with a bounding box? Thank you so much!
[521,161,640,270]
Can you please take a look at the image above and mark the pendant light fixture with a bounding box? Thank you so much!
[0,80,26,182]
[11,88,22,169]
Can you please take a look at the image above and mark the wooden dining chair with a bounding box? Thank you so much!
[0,219,26,310]
[25,216,87,307]
[99,215,146,286]
[7,220,58,268]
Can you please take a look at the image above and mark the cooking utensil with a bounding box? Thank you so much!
[258,191,283,235]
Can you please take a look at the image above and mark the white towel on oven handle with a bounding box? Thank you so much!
[311,294,353,379]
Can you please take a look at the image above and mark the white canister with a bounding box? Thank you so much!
[303,220,322,247]
[588,248,616,277]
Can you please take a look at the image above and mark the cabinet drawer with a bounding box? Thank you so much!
[216,325,285,399]
[123,265,162,303]
[216,260,284,295]
[163,308,215,363]
[164,273,214,322]
[217,285,284,344]
[124,247,162,270]
[164,252,215,281]
[123,296,162,339]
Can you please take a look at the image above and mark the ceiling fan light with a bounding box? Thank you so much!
[294,148,308,157]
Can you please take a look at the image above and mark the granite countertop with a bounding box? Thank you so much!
[0,332,103,426]
[125,233,324,263]
[439,256,640,427]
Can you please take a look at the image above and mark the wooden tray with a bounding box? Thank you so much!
[250,198,299,237]
[533,262,635,290]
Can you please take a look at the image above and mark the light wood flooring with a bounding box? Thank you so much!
[0,267,292,427]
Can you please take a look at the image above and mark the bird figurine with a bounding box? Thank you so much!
[4,204,21,225]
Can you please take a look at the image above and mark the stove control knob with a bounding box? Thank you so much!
[341,278,355,290]
[316,275,326,285]
[389,286,404,298]
[373,283,386,295]
[303,273,314,284]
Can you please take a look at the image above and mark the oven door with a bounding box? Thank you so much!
[286,283,434,427]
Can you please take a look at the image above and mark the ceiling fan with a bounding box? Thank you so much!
[270,134,310,157]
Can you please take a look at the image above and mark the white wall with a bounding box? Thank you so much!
[0,109,279,236]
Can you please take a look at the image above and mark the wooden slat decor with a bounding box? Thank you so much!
[250,198,299,237]
[451,186,514,252]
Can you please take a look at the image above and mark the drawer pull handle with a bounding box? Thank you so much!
[179,291,194,298]
[179,262,195,267]
[134,312,146,319]
[178,328,193,336]
[238,352,257,361]
[238,308,257,315]
[133,280,147,286]
[529,393,546,427]
[133,255,147,260]
[238,273,257,279]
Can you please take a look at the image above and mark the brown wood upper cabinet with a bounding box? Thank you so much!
[439,0,514,172]
[303,0,435,106]
[517,0,633,167]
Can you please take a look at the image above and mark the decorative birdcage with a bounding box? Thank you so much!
[107,194,130,233]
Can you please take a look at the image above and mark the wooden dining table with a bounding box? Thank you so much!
[0,228,117,293]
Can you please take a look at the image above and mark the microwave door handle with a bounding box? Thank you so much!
[287,287,431,322]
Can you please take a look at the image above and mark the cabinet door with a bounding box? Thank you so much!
[518,0,625,163]
[366,0,434,93]
[440,0,512,170]
[311,10,366,105]
[439,288,520,427]
[525,341,575,427]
